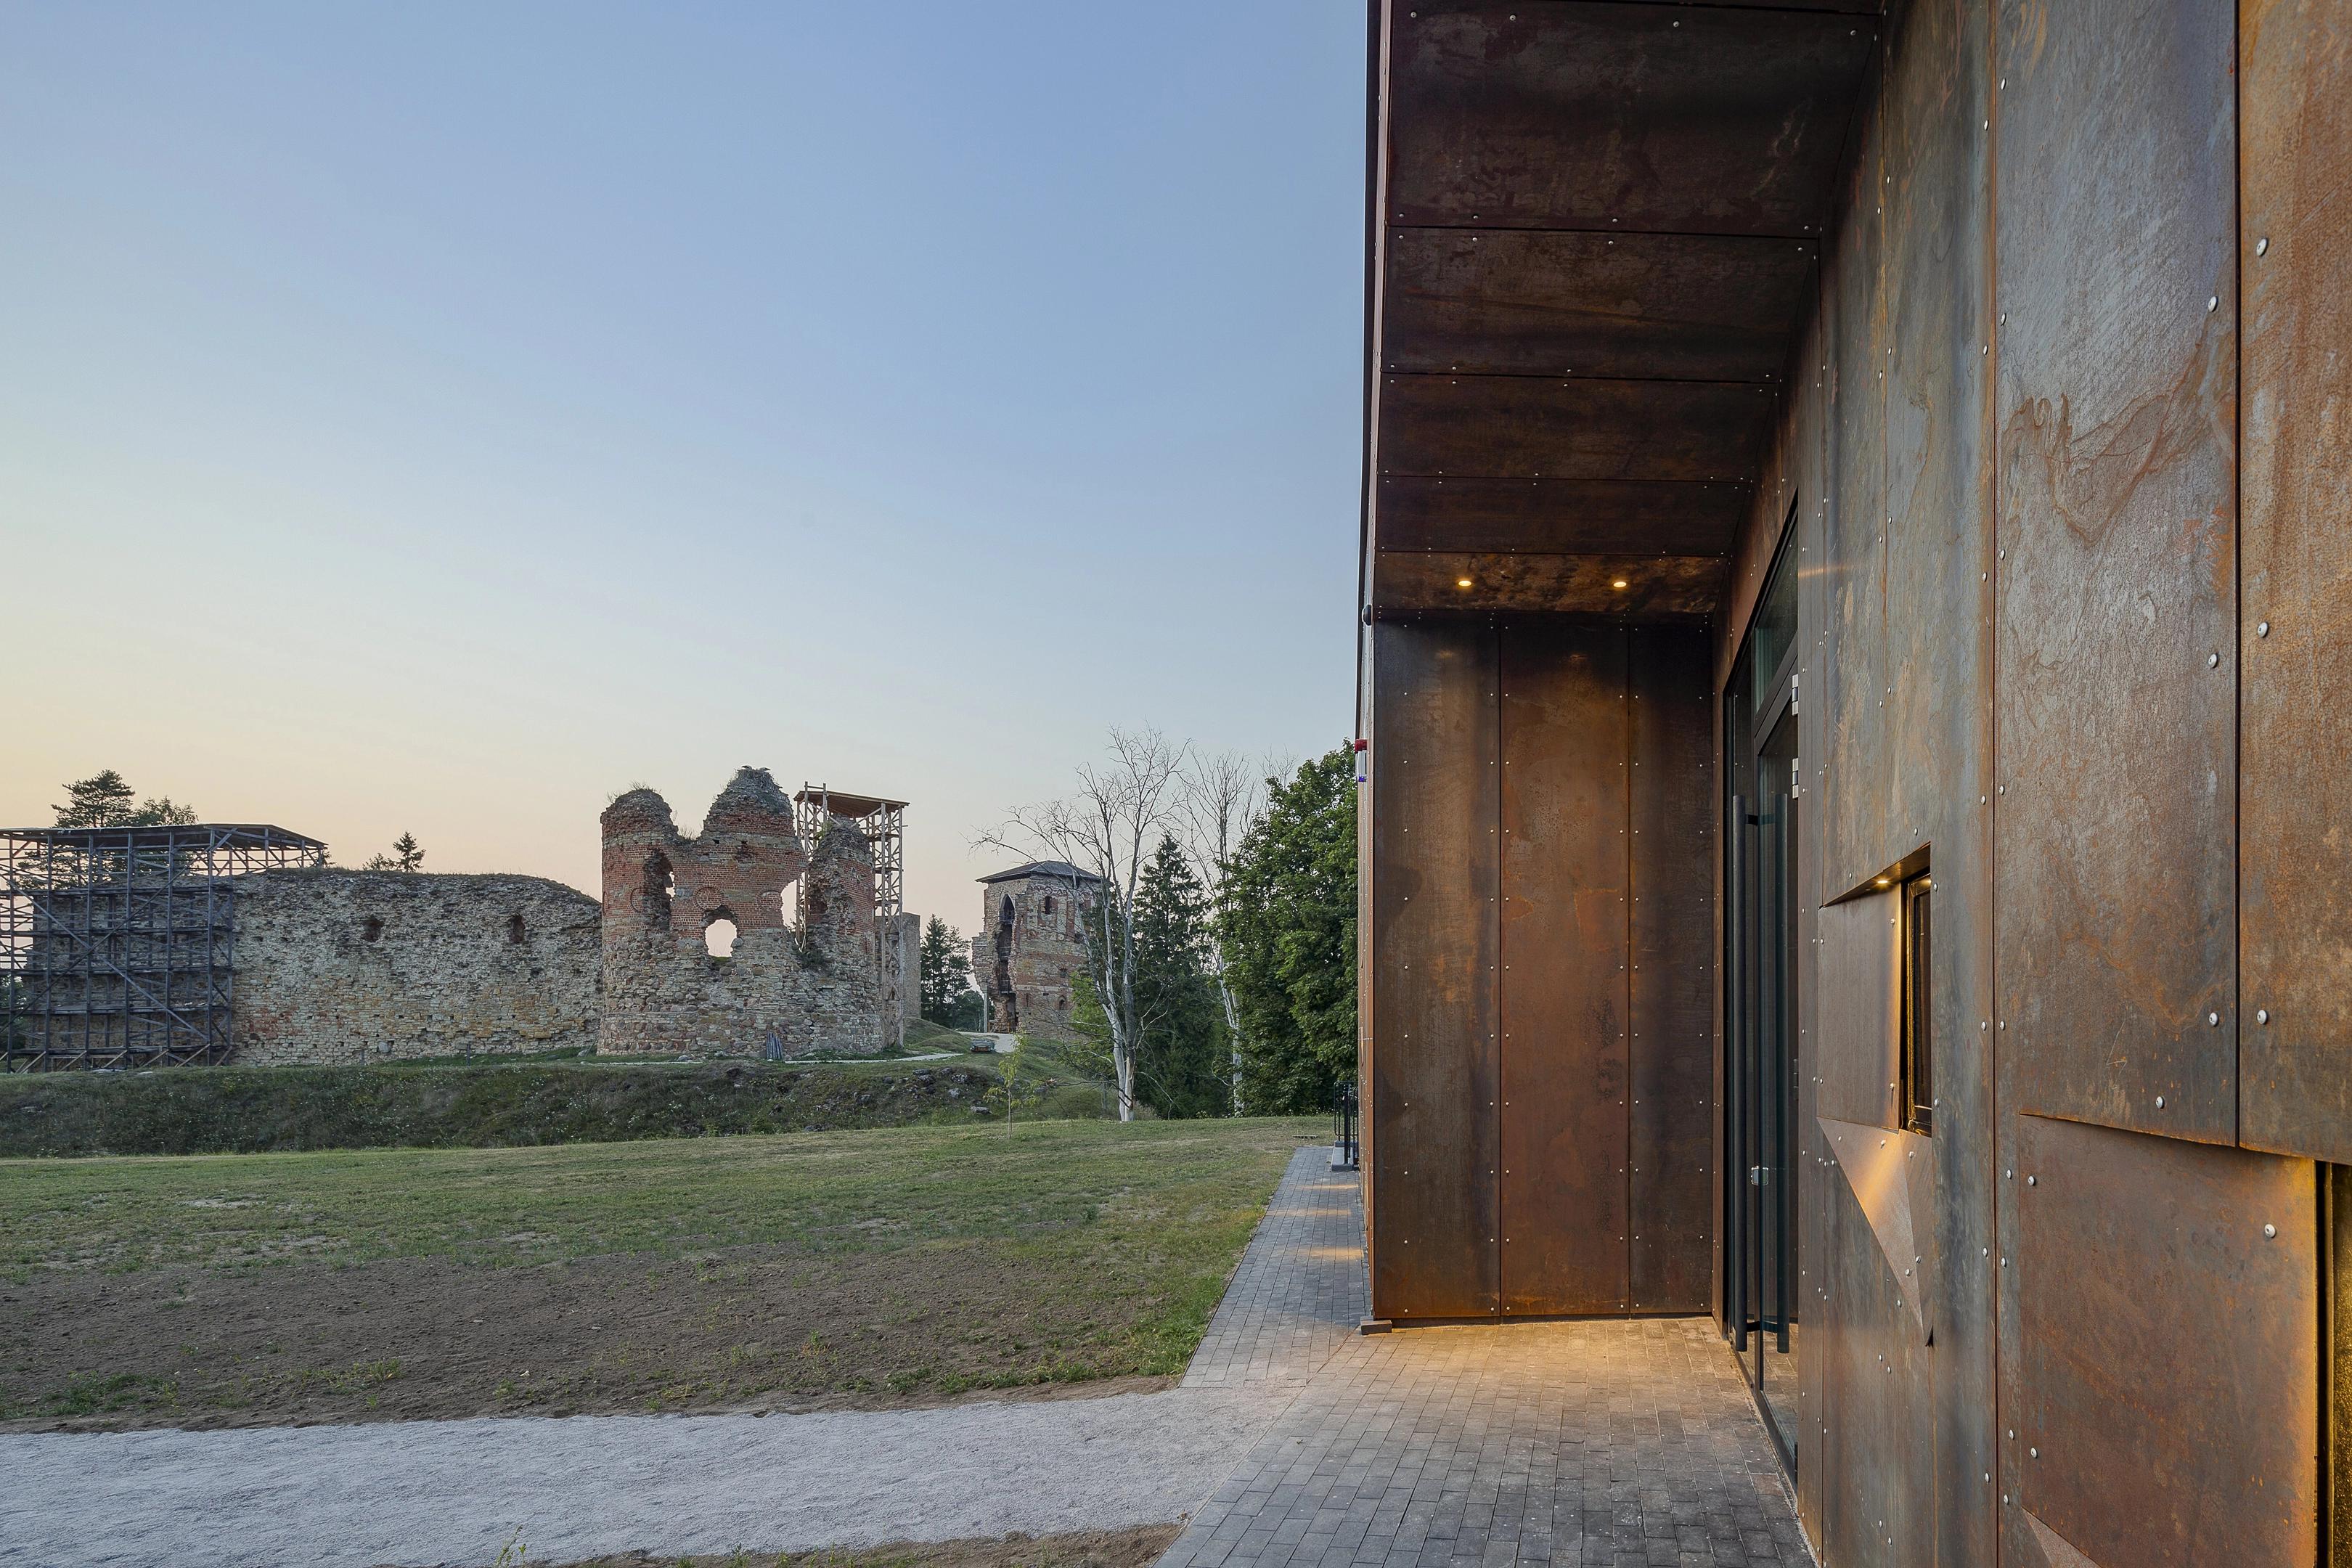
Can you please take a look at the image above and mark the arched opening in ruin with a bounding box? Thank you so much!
[362,916,383,943]
[641,850,673,929]
[506,913,526,944]
[1042,895,1055,916]
[704,910,739,960]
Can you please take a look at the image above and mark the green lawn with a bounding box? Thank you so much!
[0,1116,1322,1426]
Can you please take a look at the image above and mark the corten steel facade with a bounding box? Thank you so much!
[1355,2,2351,1564]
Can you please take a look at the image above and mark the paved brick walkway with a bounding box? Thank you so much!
[1160,1161,1812,1568]
[1184,1148,1368,1389]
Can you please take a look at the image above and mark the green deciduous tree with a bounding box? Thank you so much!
[52,771,199,829]
[1215,745,1358,1115]
[919,915,979,1025]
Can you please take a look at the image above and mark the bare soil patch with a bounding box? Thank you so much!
[536,1527,1183,1568]
[0,1241,1183,1431]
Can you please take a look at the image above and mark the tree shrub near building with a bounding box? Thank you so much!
[1215,746,1357,1114]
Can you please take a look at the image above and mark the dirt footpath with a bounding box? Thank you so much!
[0,1244,1173,1431]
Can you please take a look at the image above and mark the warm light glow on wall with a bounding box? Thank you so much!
[1455,576,1473,589]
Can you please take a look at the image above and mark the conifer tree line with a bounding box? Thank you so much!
[956,737,1358,1121]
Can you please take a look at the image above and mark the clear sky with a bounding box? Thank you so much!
[1,3,1365,932]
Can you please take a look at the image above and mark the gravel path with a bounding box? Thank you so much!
[0,1145,1364,1568]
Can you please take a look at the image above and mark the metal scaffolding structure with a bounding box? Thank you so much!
[1,824,327,1072]
[793,785,908,1048]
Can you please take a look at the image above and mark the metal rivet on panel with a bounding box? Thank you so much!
[2258,237,2270,256]
[2208,1011,2221,1026]
[2208,296,2219,312]
[2156,1096,2165,1109]
[2258,621,2271,638]
[2026,1175,2035,1186]
[2265,1223,2278,1239]
[2258,1008,2271,1024]
[2208,652,2221,668]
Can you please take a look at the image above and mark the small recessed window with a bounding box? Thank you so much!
[362,916,383,943]
[506,913,526,945]
[1901,872,1935,1134]
[1042,895,1055,915]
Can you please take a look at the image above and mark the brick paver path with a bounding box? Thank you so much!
[1184,1148,1368,1389]
[1161,1157,1813,1568]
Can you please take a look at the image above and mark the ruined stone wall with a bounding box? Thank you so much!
[598,767,886,1056]
[231,870,600,1065]
[975,873,1095,1041]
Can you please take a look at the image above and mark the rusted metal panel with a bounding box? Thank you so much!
[2238,0,2352,1167]
[1818,128,1891,901]
[1377,477,1749,559]
[1630,624,1716,1315]
[1498,621,1628,1315]
[1993,0,2237,1143]
[1382,228,1816,383]
[1816,890,1900,1130]
[1877,7,1998,1563]
[1387,5,1878,237]
[2017,1114,2318,1565]
[1820,1145,1932,1568]
[1818,1116,1935,1344]
[1373,552,1725,618]
[1369,618,1500,1319]
[1377,374,1774,483]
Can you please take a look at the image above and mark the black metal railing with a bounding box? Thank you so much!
[1331,1080,1360,1171]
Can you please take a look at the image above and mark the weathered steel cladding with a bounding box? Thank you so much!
[1377,375,1775,483]
[1500,624,1629,1314]
[1878,9,1999,1564]
[1382,229,1815,384]
[2017,1115,2318,1567]
[1386,6,1877,236]
[1373,552,1724,619]
[2238,0,2352,1166]
[1993,0,2239,1144]
[1370,620,1500,1318]
[1377,477,1748,559]
[1369,617,1717,1322]
[1630,625,1715,1315]
[1817,891,1901,1130]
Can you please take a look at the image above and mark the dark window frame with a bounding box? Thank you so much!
[1900,872,1935,1135]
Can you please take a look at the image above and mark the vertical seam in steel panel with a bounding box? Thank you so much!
[1984,0,2004,1553]
[1624,621,1636,1314]
[2229,0,2244,1152]
[1491,613,1502,1315]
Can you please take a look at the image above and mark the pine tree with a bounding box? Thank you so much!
[919,915,976,1024]
[364,833,425,872]
[53,772,199,828]
[1129,834,1231,1118]
[1214,746,1358,1114]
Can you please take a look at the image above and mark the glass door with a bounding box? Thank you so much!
[1726,535,1800,1474]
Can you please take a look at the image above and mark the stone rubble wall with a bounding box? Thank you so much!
[230,870,601,1065]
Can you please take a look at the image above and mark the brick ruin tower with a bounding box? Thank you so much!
[972,860,1104,1042]
[597,766,884,1055]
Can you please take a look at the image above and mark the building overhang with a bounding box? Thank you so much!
[1363,1,1876,620]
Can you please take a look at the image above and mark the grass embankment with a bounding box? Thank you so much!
[0,1114,1321,1429]
[0,1055,1073,1159]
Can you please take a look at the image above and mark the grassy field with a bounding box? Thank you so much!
[0,1115,1320,1429]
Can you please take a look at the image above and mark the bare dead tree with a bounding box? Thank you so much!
[977,727,1190,1122]
[1177,749,1282,1115]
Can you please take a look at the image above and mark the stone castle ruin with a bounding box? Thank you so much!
[1,767,913,1071]
[973,859,1103,1042]
[599,768,907,1058]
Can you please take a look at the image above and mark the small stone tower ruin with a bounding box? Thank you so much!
[597,766,885,1055]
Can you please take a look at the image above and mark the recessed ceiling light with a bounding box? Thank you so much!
[1455,577,1473,589]
[1611,579,1629,589]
